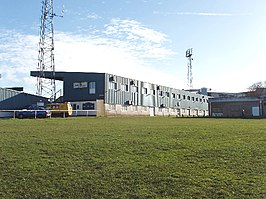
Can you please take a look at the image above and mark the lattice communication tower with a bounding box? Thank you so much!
[37,0,57,101]
[186,48,193,88]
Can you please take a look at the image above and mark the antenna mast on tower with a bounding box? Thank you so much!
[37,0,57,101]
[186,48,193,88]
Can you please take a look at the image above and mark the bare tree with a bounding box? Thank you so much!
[248,81,266,91]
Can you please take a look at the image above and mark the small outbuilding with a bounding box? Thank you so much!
[209,89,266,118]
[0,87,49,110]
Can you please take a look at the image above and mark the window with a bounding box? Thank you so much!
[172,93,176,98]
[183,95,186,100]
[187,96,190,100]
[89,82,96,94]
[83,102,95,110]
[166,92,170,97]
[72,104,77,110]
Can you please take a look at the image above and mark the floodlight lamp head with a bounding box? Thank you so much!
[186,48,193,58]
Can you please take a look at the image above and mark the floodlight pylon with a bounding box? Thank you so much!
[186,48,193,88]
[36,0,56,101]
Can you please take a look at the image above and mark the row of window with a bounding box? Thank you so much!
[109,82,207,103]
[109,104,207,115]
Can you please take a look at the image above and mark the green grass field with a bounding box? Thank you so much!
[0,117,265,198]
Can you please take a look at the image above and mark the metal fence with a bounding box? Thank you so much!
[0,110,97,119]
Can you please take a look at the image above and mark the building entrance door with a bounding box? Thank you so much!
[252,107,260,117]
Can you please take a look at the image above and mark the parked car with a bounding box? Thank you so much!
[15,107,51,119]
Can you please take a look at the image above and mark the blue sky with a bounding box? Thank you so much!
[0,0,265,94]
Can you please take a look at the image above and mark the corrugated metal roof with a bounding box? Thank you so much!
[0,87,21,102]
[210,97,261,103]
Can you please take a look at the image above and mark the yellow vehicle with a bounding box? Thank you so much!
[47,102,72,117]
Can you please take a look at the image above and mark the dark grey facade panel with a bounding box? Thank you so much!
[31,71,106,102]
[63,73,105,102]
[31,71,65,81]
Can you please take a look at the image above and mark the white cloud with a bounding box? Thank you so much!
[104,19,168,43]
[86,13,103,20]
[103,19,174,59]
[0,19,181,94]
[0,29,38,89]
[54,31,179,87]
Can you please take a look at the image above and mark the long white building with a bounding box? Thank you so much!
[31,71,209,117]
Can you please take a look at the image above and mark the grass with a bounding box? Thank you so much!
[0,117,265,198]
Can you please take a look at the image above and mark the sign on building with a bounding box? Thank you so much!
[73,82,88,89]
